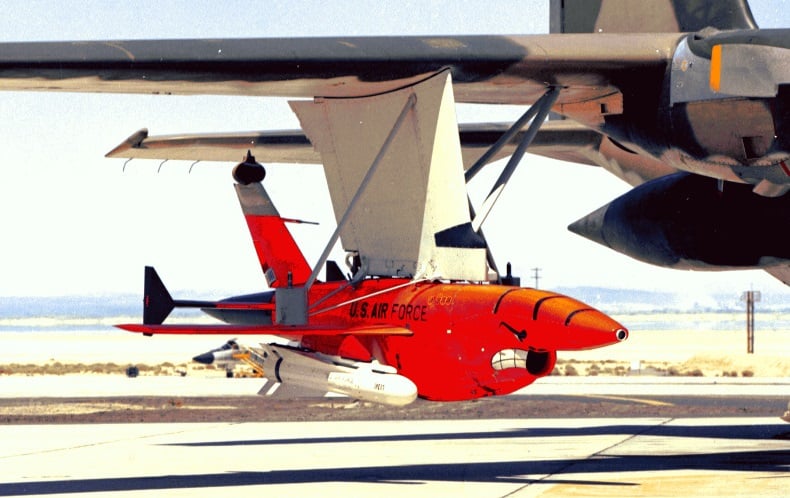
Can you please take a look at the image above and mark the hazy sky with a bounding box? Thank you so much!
[0,0,788,301]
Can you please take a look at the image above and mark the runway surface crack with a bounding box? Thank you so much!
[499,418,675,497]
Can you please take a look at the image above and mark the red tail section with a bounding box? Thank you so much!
[235,182,312,288]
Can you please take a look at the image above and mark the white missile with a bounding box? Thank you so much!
[252,343,418,406]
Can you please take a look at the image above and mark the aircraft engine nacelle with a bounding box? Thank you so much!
[569,173,790,270]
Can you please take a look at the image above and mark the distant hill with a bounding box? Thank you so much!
[1,287,788,320]
[554,286,789,313]
[1,295,140,319]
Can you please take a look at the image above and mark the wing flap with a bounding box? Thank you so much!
[106,128,320,164]
[107,120,676,187]
[106,121,604,169]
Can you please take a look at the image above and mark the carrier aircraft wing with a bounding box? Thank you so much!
[0,33,673,122]
[2,0,789,282]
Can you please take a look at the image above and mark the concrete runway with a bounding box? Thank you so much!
[1,376,788,496]
[1,417,788,497]
[2,374,789,398]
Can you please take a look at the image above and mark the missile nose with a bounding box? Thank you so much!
[568,204,610,248]
[192,352,215,365]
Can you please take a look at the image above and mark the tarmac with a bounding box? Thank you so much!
[2,373,789,398]
[0,416,787,497]
[0,376,788,497]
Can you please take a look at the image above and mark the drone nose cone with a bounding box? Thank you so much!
[510,291,628,351]
[568,204,610,248]
[563,308,628,349]
[192,352,215,365]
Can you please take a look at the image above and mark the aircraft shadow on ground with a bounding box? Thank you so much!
[2,424,788,495]
[169,423,790,447]
[1,449,788,495]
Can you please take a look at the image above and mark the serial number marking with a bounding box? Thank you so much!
[428,295,455,306]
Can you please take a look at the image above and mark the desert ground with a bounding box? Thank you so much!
[1,311,788,423]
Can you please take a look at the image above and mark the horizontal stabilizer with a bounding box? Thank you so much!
[117,323,413,337]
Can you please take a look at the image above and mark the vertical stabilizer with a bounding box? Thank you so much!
[550,0,757,34]
[235,182,312,288]
[143,266,175,325]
